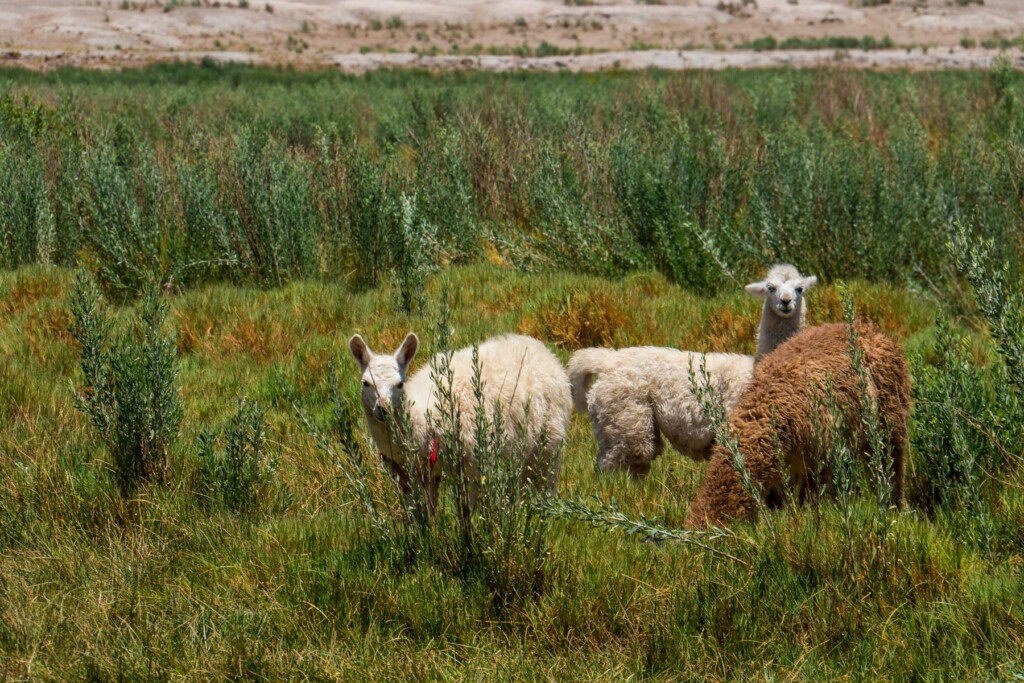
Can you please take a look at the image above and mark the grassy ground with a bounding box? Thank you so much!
[1,64,1023,680]
[1,263,1022,680]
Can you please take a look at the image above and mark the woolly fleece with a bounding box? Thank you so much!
[687,322,911,527]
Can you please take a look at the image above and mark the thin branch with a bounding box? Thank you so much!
[538,496,750,567]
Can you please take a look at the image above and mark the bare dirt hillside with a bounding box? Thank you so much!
[0,0,1022,71]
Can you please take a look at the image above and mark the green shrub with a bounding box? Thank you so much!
[225,131,319,286]
[748,36,778,52]
[333,144,399,288]
[77,137,170,299]
[428,306,553,610]
[414,126,478,261]
[1,67,1024,298]
[610,136,719,292]
[69,273,183,496]
[197,399,279,514]
[948,221,1024,390]
[906,220,1024,547]
[0,142,55,267]
[0,91,61,143]
[171,155,237,286]
[909,321,1013,520]
[391,193,433,314]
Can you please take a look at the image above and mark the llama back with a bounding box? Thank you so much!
[410,334,572,451]
[569,346,700,413]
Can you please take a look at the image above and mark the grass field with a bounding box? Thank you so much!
[1,64,1024,680]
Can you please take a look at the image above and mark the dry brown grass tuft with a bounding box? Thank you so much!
[810,286,932,342]
[621,271,671,299]
[22,307,74,361]
[375,326,414,353]
[684,306,760,355]
[0,271,66,320]
[520,290,632,350]
[175,313,212,356]
[220,317,293,362]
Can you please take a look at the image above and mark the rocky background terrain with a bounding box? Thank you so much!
[1,0,1022,71]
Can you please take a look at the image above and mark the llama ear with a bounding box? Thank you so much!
[745,281,768,298]
[349,335,373,370]
[394,333,419,370]
[799,275,818,290]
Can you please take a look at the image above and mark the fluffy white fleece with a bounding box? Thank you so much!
[569,348,754,476]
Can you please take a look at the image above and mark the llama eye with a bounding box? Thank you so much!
[397,382,404,389]
[795,287,804,294]
[362,380,370,388]
[767,285,776,293]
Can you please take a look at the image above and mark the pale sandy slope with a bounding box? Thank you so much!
[0,0,1022,70]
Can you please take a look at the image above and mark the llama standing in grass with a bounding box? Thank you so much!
[349,332,572,514]
[686,322,911,528]
[568,264,817,477]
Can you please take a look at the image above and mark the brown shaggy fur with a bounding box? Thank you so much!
[687,322,910,528]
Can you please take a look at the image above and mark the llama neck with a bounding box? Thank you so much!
[365,406,399,460]
[755,301,805,362]
[365,400,428,463]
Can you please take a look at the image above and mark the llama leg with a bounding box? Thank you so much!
[590,385,660,477]
[887,413,908,507]
[522,445,562,494]
[628,436,663,479]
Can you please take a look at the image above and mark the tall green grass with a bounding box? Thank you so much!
[0,65,1022,295]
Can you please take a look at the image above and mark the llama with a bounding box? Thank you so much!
[686,322,911,528]
[568,264,817,477]
[349,332,573,514]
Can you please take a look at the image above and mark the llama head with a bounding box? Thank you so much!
[745,264,817,320]
[349,332,419,423]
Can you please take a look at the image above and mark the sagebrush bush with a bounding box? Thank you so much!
[611,135,721,292]
[0,142,55,268]
[172,154,239,287]
[390,192,434,314]
[69,273,183,495]
[3,67,1024,297]
[909,320,1011,520]
[197,398,279,514]
[413,125,479,262]
[332,144,400,289]
[898,220,1024,547]
[429,313,553,610]
[227,131,320,286]
[948,220,1024,390]
[77,139,169,299]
